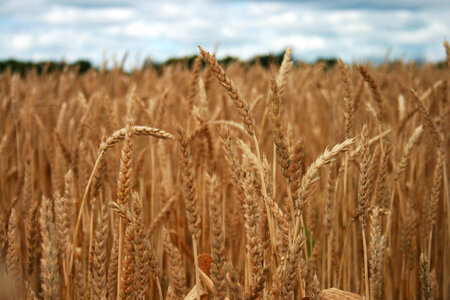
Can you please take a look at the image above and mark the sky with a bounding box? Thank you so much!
[0,0,449,68]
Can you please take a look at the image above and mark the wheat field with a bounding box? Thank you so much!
[0,43,449,300]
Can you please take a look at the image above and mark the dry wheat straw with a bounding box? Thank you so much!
[148,194,177,236]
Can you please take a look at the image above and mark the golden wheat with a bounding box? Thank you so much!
[0,45,448,300]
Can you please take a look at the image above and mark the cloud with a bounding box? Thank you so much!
[0,0,449,67]
[40,6,134,25]
[11,34,33,51]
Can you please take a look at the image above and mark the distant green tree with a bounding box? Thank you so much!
[314,57,338,69]
[0,59,92,76]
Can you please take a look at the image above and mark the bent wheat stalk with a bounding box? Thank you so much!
[68,125,174,283]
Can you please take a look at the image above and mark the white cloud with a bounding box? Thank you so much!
[11,34,33,51]
[0,0,449,67]
[393,21,447,44]
[270,35,326,52]
[41,6,134,25]
[106,21,168,39]
[266,12,297,26]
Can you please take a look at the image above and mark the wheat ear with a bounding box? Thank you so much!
[177,127,201,300]
[206,173,227,300]
[444,40,450,68]
[107,222,119,299]
[199,46,255,136]
[120,221,135,299]
[419,253,433,300]
[276,46,293,98]
[369,207,385,300]
[116,117,134,300]
[270,77,291,181]
[356,65,384,124]
[131,192,151,298]
[428,147,444,256]
[410,89,442,147]
[162,226,186,299]
[338,59,354,138]
[242,173,265,297]
[26,198,41,276]
[358,124,371,300]
[92,201,108,300]
[6,208,22,296]
[69,124,173,276]
[40,197,61,300]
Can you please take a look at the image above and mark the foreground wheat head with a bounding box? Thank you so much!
[0,43,449,300]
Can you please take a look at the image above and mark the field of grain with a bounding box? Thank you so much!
[0,44,449,300]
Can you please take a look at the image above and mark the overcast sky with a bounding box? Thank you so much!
[1,0,449,68]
